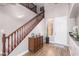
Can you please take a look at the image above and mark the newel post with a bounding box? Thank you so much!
[2,34,6,56]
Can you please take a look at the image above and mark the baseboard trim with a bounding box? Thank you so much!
[17,50,28,56]
[49,41,69,47]
[49,41,55,44]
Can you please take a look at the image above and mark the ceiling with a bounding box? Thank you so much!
[0,3,32,19]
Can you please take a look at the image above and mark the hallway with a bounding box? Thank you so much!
[24,43,70,56]
[0,3,75,56]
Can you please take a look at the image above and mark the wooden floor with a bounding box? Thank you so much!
[24,43,70,56]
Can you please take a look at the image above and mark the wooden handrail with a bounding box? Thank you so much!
[2,34,6,56]
[6,11,43,37]
[2,11,44,56]
[31,3,36,7]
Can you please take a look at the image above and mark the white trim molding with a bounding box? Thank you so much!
[17,50,28,56]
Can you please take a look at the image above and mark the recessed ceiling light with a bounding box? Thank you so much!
[17,15,24,18]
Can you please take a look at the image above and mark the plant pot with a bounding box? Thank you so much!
[46,36,49,44]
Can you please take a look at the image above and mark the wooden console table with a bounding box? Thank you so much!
[28,36,43,53]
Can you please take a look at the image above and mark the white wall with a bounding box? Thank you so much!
[9,18,45,56]
[69,14,79,34]
[0,4,36,54]
[44,3,69,45]
[68,18,76,32]
[30,19,45,36]
[44,3,69,18]
[75,14,79,32]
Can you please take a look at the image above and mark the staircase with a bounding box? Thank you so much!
[2,11,44,56]
[20,3,37,13]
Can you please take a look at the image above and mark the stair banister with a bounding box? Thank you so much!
[2,11,44,56]
[2,34,6,56]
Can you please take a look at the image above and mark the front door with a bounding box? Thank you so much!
[53,16,67,45]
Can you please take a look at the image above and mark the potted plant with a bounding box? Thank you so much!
[73,26,79,41]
